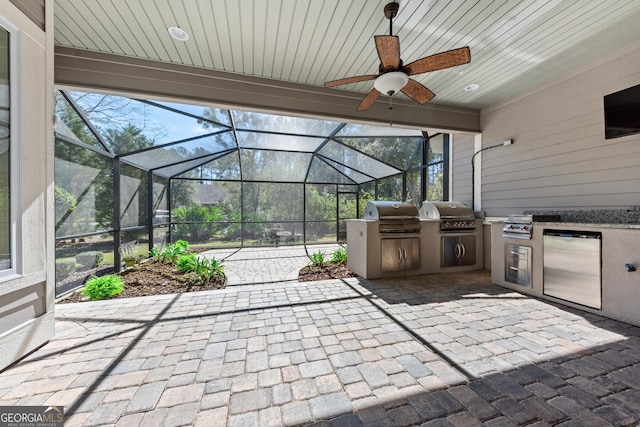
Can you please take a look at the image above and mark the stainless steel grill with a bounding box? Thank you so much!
[363,201,421,235]
[419,201,476,232]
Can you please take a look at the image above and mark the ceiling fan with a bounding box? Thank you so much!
[324,2,471,111]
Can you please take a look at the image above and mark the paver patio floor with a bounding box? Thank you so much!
[1,245,639,426]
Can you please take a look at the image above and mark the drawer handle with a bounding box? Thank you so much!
[509,267,522,271]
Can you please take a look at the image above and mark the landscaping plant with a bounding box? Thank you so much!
[330,248,348,265]
[307,250,327,267]
[82,274,125,301]
[176,253,198,273]
[174,255,225,284]
[191,257,225,284]
[149,247,162,261]
[159,240,190,263]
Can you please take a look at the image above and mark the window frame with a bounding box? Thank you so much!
[0,14,22,281]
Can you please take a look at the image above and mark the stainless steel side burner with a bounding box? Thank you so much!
[502,214,562,239]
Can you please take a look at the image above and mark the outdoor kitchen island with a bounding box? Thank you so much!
[346,201,484,280]
[491,220,640,327]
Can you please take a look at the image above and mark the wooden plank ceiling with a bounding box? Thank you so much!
[54,0,640,110]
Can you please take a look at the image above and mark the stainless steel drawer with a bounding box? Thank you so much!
[505,244,531,287]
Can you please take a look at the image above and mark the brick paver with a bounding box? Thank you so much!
[0,245,639,425]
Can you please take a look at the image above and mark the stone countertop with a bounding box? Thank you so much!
[486,219,640,230]
[532,222,640,229]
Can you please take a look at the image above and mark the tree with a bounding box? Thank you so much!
[104,124,154,153]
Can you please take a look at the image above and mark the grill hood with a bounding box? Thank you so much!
[419,201,475,221]
[363,201,419,221]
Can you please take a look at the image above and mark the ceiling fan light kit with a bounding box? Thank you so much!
[324,2,471,111]
[374,71,409,96]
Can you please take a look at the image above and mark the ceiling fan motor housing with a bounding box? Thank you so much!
[384,2,400,20]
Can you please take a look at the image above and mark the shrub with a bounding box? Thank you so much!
[56,259,77,280]
[75,251,104,269]
[171,206,225,241]
[330,248,348,265]
[54,185,77,219]
[176,253,198,273]
[82,274,124,301]
[307,250,327,267]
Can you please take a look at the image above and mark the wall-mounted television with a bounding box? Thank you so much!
[604,83,640,139]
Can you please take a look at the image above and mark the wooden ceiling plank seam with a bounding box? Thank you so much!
[316,1,380,86]
[214,0,234,71]
[56,0,112,52]
[325,2,387,87]
[301,0,345,84]
[403,0,487,93]
[291,0,326,82]
[147,0,183,63]
[92,0,139,57]
[288,0,327,82]
[251,0,267,77]
[223,0,244,72]
[124,0,171,62]
[194,0,220,69]
[165,0,198,66]
[459,0,558,66]
[198,0,227,70]
[138,0,179,63]
[396,0,457,66]
[307,0,354,85]
[437,0,570,92]
[185,0,215,69]
[262,1,282,78]
[179,0,208,68]
[53,14,87,49]
[278,0,303,81]
[390,0,443,61]
[238,0,254,75]
[54,0,90,49]
[413,0,514,94]
[269,0,289,80]
[458,0,630,100]
[312,0,375,86]
[411,0,477,58]
[122,1,164,61]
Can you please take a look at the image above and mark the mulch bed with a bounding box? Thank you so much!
[298,264,358,282]
[57,259,358,304]
[57,259,226,304]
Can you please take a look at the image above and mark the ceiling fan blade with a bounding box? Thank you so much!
[375,35,401,70]
[357,89,381,111]
[324,74,377,88]
[402,46,471,76]
[401,79,435,104]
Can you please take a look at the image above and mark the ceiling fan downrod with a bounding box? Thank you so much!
[384,2,399,36]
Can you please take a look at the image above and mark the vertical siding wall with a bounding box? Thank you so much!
[479,41,640,217]
[451,133,475,207]
[0,0,53,371]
